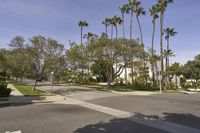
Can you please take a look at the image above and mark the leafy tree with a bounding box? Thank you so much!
[87,35,134,87]
[90,61,108,82]
[9,36,64,90]
[183,55,200,88]
[166,62,182,89]
[0,49,8,72]
[66,43,88,84]
[6,49,29,84]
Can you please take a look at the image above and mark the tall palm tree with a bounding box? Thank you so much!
[108,18,114,40]
[135,5,146,46]
[128,0,140,84]
[119,4,129,84]
[164,28,177,68]
[150,5,159,85]
[163,49,175,68]
[110,16,122,76]
[164,28,177,90]
[151,55,161,84]
[112,15,122,39]
[102,18,110,38]
[83,32,94,45]
[128,0,140,40]
[78,21,89,45]
[119,4,129,39]
[157,0,174,89]
[78,21,88,84]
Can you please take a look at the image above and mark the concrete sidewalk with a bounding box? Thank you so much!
[0,84,66,105]
[111,90,160,96]
[8,84,26,104]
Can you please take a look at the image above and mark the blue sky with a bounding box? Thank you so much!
[0,0,200,64]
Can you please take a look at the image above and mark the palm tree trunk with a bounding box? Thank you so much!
[165,55,168,89]
[111,25,113,40]
[167,37,170,67]
[130,11,133,40]
[137,16,146,85]
[106,26,108,38]
[131,60,134,84]
[155,62,159,84]
[122,14,125,39]
[115,26,118,39]
[130,11,134,84]
[81,67,83,84]
[122,14,127,84]
[175,75,178,88]
[151,20,156,85]
[81,27,83,45]
[160,12,164,90]
[136,16,144,45]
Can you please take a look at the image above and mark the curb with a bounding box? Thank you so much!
[0,101,10,105]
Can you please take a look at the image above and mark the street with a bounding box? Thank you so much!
[0,84,200,133]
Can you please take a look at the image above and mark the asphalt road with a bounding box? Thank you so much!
[4,79,200,132]
[0,104,169,133]
[87,93,200,129]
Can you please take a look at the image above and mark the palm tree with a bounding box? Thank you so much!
[119,4,129,84]
[128,0,140,40]
[157,0,174,89]
[78,21,88,84]
[164,28,177,68]
[102,18,110,38]
[108,18,114,40]
[163,49,175,89]
[83,32,94,45]
[163,49,175,67]
[119,4,129,39]
[128,0,140,84]
[112,15,122,39]
[135,5,146,46]
[150,5,159,85]
[151,55,161,84]
[78,21,89,45]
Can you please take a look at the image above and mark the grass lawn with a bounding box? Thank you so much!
[13,83,47,96]
[73,83,159,92]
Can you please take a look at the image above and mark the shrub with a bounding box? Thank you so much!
[0,71,11,97]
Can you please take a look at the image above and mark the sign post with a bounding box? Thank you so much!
[158,71,162,94]
[50,71,54,96]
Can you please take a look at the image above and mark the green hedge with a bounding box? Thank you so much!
[0,71,11,97]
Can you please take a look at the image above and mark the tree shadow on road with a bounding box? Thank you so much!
[74,113,200,133]
[0,95,54,108]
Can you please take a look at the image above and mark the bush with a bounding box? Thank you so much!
[0,71,11,97]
